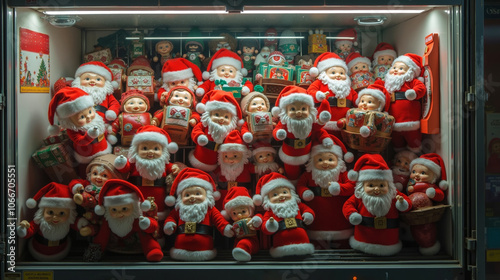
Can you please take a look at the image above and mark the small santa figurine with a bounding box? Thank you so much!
[391,150,418,192]
[271,85,331,180]
[346,52,374,92]
[343,154,412,256]
[308,52,358,134]
[237,36,260,77]
[153,86,200,129]
[371,42,397,81]
[333,28,358,61]
[163,168,234,261]
[189,90,243,172]
[254,172,315,258]
[239,91,274,143]
[380,53,426,152]
[196,48,253,97]
[71,61,120,123]
[158,58,203,100]
[114,125,179,220]
[17,182,90,261]
[221,186,263,262]
[252,141,283,178]
[254,46,271,67]
[86,179,163,262]
[296,135,355,249]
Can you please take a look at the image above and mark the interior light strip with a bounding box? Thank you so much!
[325,37,356,40]
[125,36,225,40]
[241,9,426,14]
[44,10,227,15]
[236,36,305,39]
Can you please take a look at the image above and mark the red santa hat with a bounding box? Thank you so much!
[130,125,178,155]
[392,53,423,80]
[108,58,128,70]
[222,186,255,220]
[310,134,354,164]
[218,130,248,154]
[252,141,276,157]
[335,28,358,48]
[203,48,247,80]
[409,153,448,190]
[348,154,393,183]
[371,42,397,64]
[120,89,150,112]
[26,182,74,209]
[165,167,220,207]
[162,58,203,84]
[127,55,154,76]
[94,179,151,216]
[47,87,94,135]
[355,83,391,112]
[159,86,196,109]
[271,85,315,117]
[197,90,244,125]
[253,172,295,206]
[75,61,114,82]
[268,51,286,65]
[309,52,348,78]
[346,52,371,74]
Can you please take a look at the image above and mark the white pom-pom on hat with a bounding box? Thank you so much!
[344,152,354,164]
[26,198,37,209]
[439,180,449,191]
[348,170,359,181]
[47,125,61,136]
[94,205,105,216]
[165,195,176,207]
[196,102,206,114]
[111,81,119,90]
[271,107,281,117]
[140,200,151,212]
[213,190,221,201]
[309,67,319,78]
[253,194,263,206]
[360,126,372,138]
[167,142,179,154]
[202,71,210,81]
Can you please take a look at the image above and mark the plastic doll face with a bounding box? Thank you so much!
[350,62,369,74]
[229,205,252,221]
[254,151,274,164]
[43,207,70,225]
[248,97,268,113]
[70,106,96,127]
[156,41,173,56]
[216,41,231,51]
[216,65,237,79]
[286,101,310,120]
[169,89,193,107]
[168,78,191,89]
[187,44,201,52]
[137,141,163,160]
[363,180,389,196]
[181,186,207,205]
[221,151,244,165]
[389,62,409,76]
[108,203,134,219]
[80,72,106,88]
[338,43,352,52]
[358,95,381,111]
[394,156,411,172]
[268,186,292,204]
[89,166,112,187]
[313,152,338,170]
[410,164,434,183]
[124,97,148,113]
[325,66,347,81]
[210,109,233,126]
[243,46,256,54]
[377,55,394,65]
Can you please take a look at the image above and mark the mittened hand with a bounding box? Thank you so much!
[138,216,151,230]
[405,89,417,100]
[426,187,436,198]
[395,195,410,211]
[319,111,331,124]
[316,91,326,101]
[105,110,117,121]
[266,217,279,233]
[163,222,177,235]
[328,182,341,196]
[114,155,127,169]
[88,127,100,138]
[276,129,287,140]
[249,216,263,228]
[224,224,235,238]
[302,190,314,202]
[302,212,314,225]
[349,212,362,225]
[198,135,209,146]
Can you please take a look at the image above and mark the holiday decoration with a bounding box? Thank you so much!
[158,57,203,100]
[279,29,300,65]
[308,29,328,54]
[53,77,73,97]
[108,58,128,100]
[31,140,78,185]
[263,28,279,52]
[254,46,271,68]
[343,154,412,256]
[252,141,283,178]
[152,40,174,76]
[42,130,69,146]
[238,34,260,77]
[84,48,112,65]
[204,32,238,69]
[371,42,397,81]
[126,56,156,105]
[346,52,374,92]
[240,91,274,143]
[391,150,418,192]
[183,28,205,69]
[295,55,315,85]
[19,28,50,93]
[333,28,358,61]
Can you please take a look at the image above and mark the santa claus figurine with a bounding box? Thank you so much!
[163,168,234,261]
[252,141,283,178]
[371,42,397,81]
[71,61,120,123]
[271,85,332,180]
[346,52,374,92]
[17,182,90,261]
[158,58,203,100]
[308,52,358,134]
[391,150,418,192]
[114,125,179,220]
[189,90,243,172]
[240,91,274,143]
[222,186,263,262]
[380,53,426,152]
[196,48,253,97]
[255,172,315,258]
[333,28,358,61]
[85,179,163,262]
[296,135,355,249]
[343,154,412,256]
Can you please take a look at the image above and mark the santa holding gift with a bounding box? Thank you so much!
[343,154,412,256]
[17,182,90,261]
[371,42,397,81]
[239,91,274,143]
[163,168,234,261]
[158,57,203,98]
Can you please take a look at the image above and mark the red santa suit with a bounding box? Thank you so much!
[214,163,255,209]
[408,182,445,202]
[93,94,120,122]
[190,122,223,171]
[154,86,201,128]
[67,129,112,164]
[409,153,450,201]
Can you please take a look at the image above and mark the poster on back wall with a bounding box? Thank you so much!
[19,28,50,93]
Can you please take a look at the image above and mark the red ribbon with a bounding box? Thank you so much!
[255,114,270,124]
[170,107,187,118]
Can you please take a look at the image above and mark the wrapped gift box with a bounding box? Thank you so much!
[266,65,294,81]
[83,48,112,65]
[31,141,78,184]
[162,106,192,146]
[113,146,131,157]
[42,131,69,146]
[126,75,155,105]
[247,112,273,141]
[308,33,328,54]
[295,67,313,84]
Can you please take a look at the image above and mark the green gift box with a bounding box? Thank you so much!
[31,141,78,184]
[223,86,242,99]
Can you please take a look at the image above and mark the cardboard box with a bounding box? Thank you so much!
[83,48,112,65]
[266,65,294,81]
[247,112,273,141]
[31,141,78,184]
[295,67,313,84]
[162,106,191,146]
[308,33,328,54]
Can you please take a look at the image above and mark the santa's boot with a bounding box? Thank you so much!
[410,222,440,256]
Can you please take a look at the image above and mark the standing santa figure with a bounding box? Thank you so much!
[343,154,412,256]
[158,58,203,99]
[371,42,397,81]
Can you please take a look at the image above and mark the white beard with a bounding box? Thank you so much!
[355,181,397,217]
[162,77,197,92]
[59,113,106,135]
[279,111,316,140]
[72,77,114,105]
[318,72,352,100]
[104,203,140,237]
[176,192,215,224]
[210,69,243,86]
[255,161,279,176]
[305,159,346,188]
[128,147,170,181]
[218,154,249,181]
[34,207,76,241]
[262,191,300,219]
[384,68,415,93]
[201,112,237,144]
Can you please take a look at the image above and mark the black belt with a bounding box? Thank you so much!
[178,223,213,235]
[129,176,166,187]
[217,181,252,190]
[327,97,352,107]
[94,105,108,114]
[361,216,399,229]
[204,140,221,151]
[392,91,409,101]
[34,234,67,246]
[309,187,332,197]
[277,218,305,231]
[284,136,311,149]
[90,134,105,144]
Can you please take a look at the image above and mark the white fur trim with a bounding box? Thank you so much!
[317,57,348,74]
[323,121,341,131]
[405,89,417,101]
[329,182,341,196]
[202,71,210,81]
[141,200,152,211]
[252,146,276,156]
[253,195,263,206]
[349,236,402,256]
[348,170,358,181]
[163,68,194,82]
[56,95,94,119]
[224,196,254,211]
[170,247,217,261]
[302,190,315,201]
[278,146,310,165]
[218,143,248,154]
[232,247,251,262]
[270,243,314,258]
[360,126,372,138]
[77,218,89,230]
[26,198,37,209]
[259,177,295,197]
[176,176,215,196]
[94,205,105,216]
[419,241,440,256]
[38,197,74,209]
[393,121,420,132]
[344,152,354,163]
[48,125,61,136]
[307,228,354,241]
[242,132,253,143]
[347,56,371,74]
[393,55,421,78]
[439,181,449,191]
[205,100,237,118]
[165,196,176,207]
[107,134,118,145]
[168,142,179,154]
[356,88,386,111]
[75,64,112,81]
[396,199,410,211]
[278,93,314,111]
[309,67,319,78]
[72,183,84,194]
[309,143,341,160]
[373,49,397,65]
[211,56,242,71]
[28,236,71,261]
[131,131,169,149]
[105,110,117,121]
[74,142,113,164]
[410,158,441,180]
[103,193,139,208]
[196,87,206,97]
[271,107,281,117]
[357,169,393,183]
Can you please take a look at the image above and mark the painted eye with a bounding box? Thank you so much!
[380,184,385,187]
[369,184,373,187]
[301,107,306,111]
[196,192,201,195]
[318,158,322,162]
[273,193,278,197]
[97,78,101,81]
[290,107,296,111]
[215,113,219,117]
[329,158,333,161]
[48,210,54,215]
[122,207,128,211]
[93,172,97,175]
[154,147,159,151]
[80,115,85,119]
[242,210,246,214]
[185,193,190,197]
[283,190,288,194]
[142,146,147,150]
[225,115,229,119]
[112,208,117,212]
[421,171,426,175]
[412,170,416,174]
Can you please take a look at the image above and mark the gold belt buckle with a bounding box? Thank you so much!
[214,143,220,151]
[142,178,154,186]
[374,216,387,229]
[284,217,297,229]
[98,134,105,142]
[321,188,332,197]
[391,93,396,102]
[48,240,60,247]
[337,98,346,107]
[228,181,237,189]
[184,222,196,234]
[294,139,306,149]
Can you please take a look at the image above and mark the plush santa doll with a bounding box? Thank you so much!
[158,58,203,100]
[371,42,397,81]
[222,186,263,262]
[71,61,120,123]
[239,91,274,143]
[343,154,412,256]
[255,172,315,258]
[307,52,358,134]
[346,52,374,92]
[391,150,418,192]
[114,125,179,220]
[333,28,358,61]
[163,168,234,261]
[47,87,113,165]
[189,90,243,172]
[252,141,283,178]
[153,86,200,128]
[271,85,332,180]
[196,48,253,97]
[380,53,426,152]
[85,179,163,262]
[296,135,355,249]
[17,182,89,261]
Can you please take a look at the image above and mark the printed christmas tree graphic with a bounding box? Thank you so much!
[37,59,49,87]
